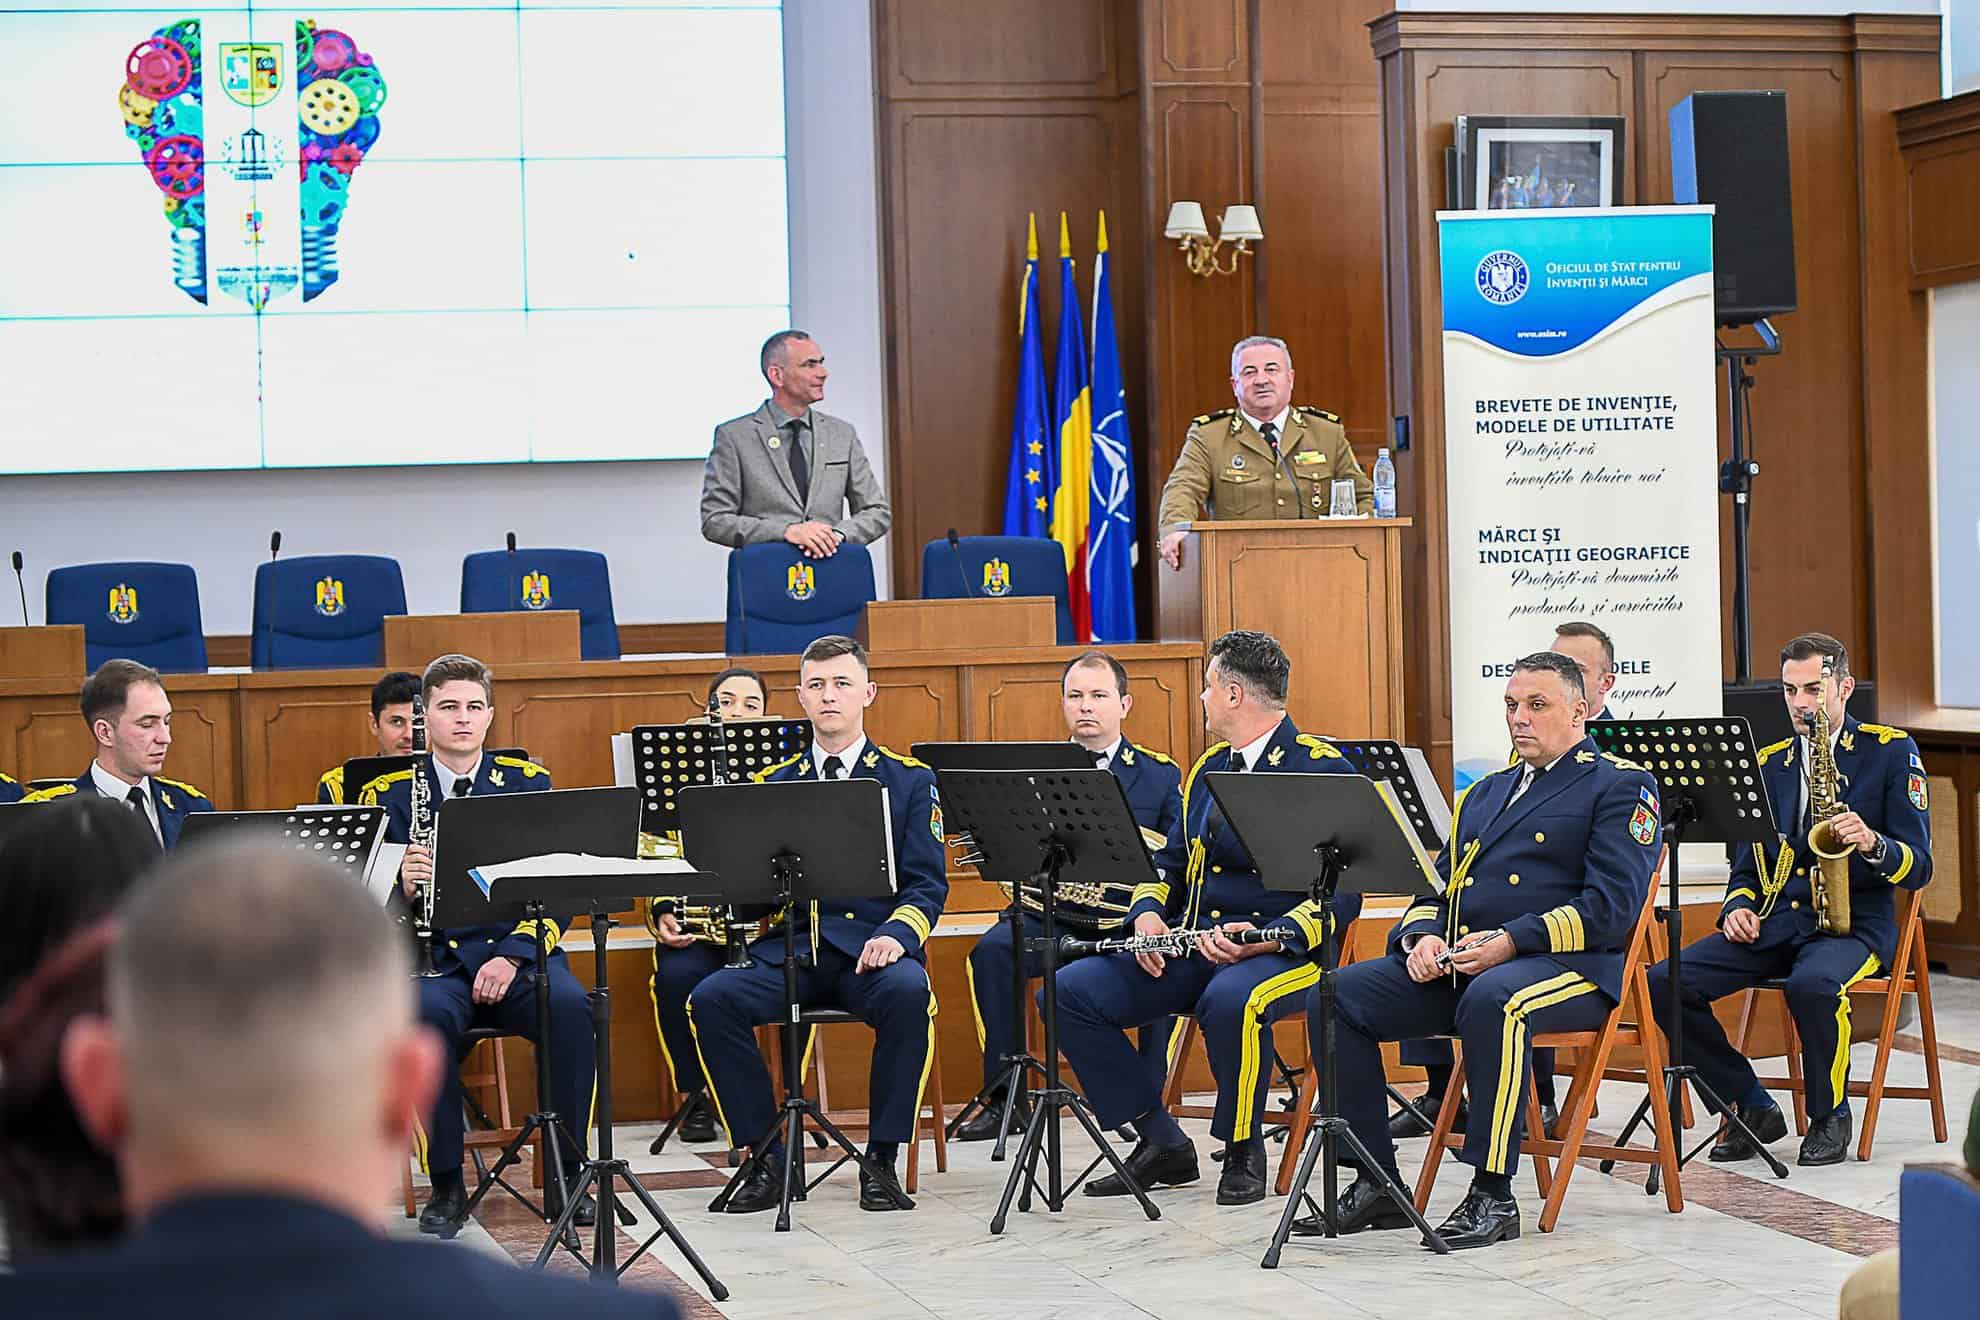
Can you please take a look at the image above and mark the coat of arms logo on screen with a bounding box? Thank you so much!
[314,576,346,617]
[521,572,552,610]
[1475,250,1530,305]
[981,557,1012,596]
[107,584,141,624]
[219,42,283,108]
[786,564,816,602]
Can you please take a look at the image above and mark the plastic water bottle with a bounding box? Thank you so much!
[1372,448,1397,519]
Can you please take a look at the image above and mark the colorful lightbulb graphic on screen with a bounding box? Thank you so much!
[119,17,386,308]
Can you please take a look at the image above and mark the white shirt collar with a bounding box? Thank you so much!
[1243,406,1292,440]
[1080,736,1124,770]
[92,761,161,843]
[813,735,867,778]
[1230,721,1283,772]
[433,754,482,799]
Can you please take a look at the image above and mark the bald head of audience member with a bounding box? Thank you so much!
[62,842,443,1227]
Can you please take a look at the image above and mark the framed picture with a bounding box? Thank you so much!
[1455,115,1624,211]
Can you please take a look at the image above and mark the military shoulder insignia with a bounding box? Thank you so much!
[864,750,881,769]
[1295,405,1341,423]
[489,768,505,787]
[1909,772,1929,811]
[1190,408,1235,427]
[1840,730,1857,754]
[25,783,80,803]
[752,752,806,783]
[1575,750,1596,764]
[160,791,175,810]
[1295,734,1342,759]
[493,756,547,779]
[1267,745,1286,767]
[1600,752,1647,772]
[1857,722,1908,745]
[1757,737,1793,766]
[1130,743,1175,766]
[1118,745,1135,766]
[877,746,928,771]
[156,776,206,799]
[358,768,414,801]
[929,788,944,840]
[1629,801,1657,846]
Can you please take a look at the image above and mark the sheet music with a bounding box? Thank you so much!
[1401,746,1453,848]
[366,842,407,907]
[469,851,699,898]
[612,732,634,788]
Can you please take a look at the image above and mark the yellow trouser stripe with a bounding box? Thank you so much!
[964,953,988,1052]
[412,1113,430,1176]
[912,977,940,1140]
[1488,972,1597,1173]
[650,949,687,1092]
[1828,952,1883,1109]
[684,996,737,1148]
[1232,962,1322,1141]
[1887,842,1914,886]
[1163,1015,1189,1070]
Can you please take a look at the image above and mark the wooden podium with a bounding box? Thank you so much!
[0,625,86,679]
[857,597,1056,653]
[382,611,582,669]
[1156,519,1407,738]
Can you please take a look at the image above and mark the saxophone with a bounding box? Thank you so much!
[1804,663,1855,936]
[406,690,443,977]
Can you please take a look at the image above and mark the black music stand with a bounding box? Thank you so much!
[680,777,914,1232]
[172,804,389,878]
[917,741,1093,1159]
[470,860,729,1299]
[938,767,1164,1231]
[1199,772,1452,1266]
[1588,717,1787,1187]
[433,787,640,1251]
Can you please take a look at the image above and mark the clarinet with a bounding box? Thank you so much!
[704,692,755,969]
[405,689,443,978]
[1054,924,1297,960]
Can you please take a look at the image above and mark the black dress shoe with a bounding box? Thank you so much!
[859,1157,910,1212]
[1085,1137,1199,1197]
[1540,1101,1561,1139]
[680,1095,721,1145]
[1434,1185,1520,1250]
[418,1178,467,1236]
[955,1101,1026,1142]
[1289,1173,1415,1236]
[1390,1097,1464,1139]
[720,1162,783,1214]
[1708,1100,1788,1162]
[1216,1140,1268,1206]
[567,1192,597,1228]
[1798,1108,1852,1167]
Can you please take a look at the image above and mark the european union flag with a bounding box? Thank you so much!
[1087,210,1136,643]
[1001,213,1053,538]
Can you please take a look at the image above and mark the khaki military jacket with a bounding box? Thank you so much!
[1157,406,1371,527]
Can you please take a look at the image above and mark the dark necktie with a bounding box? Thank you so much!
[786,421,810,504]
[125,783,149,813]
[821,754,843,781]
[1259,422,1279,457]
[1228,751,1247,773]
[451,777,471,798]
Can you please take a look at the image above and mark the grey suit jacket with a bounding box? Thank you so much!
[699,401,891,548]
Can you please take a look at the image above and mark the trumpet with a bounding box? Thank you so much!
[1051,923,1296,960]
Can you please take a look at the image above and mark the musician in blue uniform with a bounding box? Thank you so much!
[314,671,419,804]
[956,649,1185,1143]
[687,636,948,1214]
[1395,621,1619,1139]
[1311,651,1662,1249]
[357,654,592,1236]
[0,771,23,804]
[1648,633,1933,1168]
[22,660,213,848]
[649,666,773,1147]
[1050,630,1358,1207]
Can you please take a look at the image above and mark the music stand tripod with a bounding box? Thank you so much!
[938,768,1163,1232]
[1200,772,1453,1267]
[1589,717,1788,1188]
[682,777,915,1232]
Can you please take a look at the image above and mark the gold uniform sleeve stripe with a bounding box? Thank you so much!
[890,905,932,943]
[1133,881,1170,907]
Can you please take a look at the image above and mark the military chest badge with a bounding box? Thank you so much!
[1229,453,1246,470]
[1628,802,1656,845]
[1909,772,1928,811]
[489,768,505,787]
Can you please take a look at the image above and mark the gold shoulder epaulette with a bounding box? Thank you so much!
[1757,737,1793,766]
[1296,405,1341,423]
[23,783,78,803]
[1600,751,1648,773]
[1295,733,1343,759]
[1190,408,1235,427]
[0,771,17,787]
[155,776,206,799]
[1857,723,1908,745]
[877,745,930,771]
[1184,742,1229,794]
[752,751,806,784]
[1129,743,1176,766]
[492,755,548,778]
[358,768,414,801]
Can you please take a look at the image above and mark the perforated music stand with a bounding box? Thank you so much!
[917,741,1093,1158]
[937,767,1164,1232]
[1587,717,1786,1187]
[1197,771,1451,1265]
[630,719,811,836]
[680,777,913,1232]
[176,805,386,880]
[1327,740,1452,852]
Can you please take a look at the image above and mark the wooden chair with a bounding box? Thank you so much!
[799,1007,948,1192]
[1731,887,1949,1160]
[400,1030,526,1217]
[1415,864,1682,1233]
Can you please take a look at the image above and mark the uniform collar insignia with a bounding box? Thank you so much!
[863,750,880,769]
[1120,745,1135,765]
[1267,745,1286,767]
[489,767,505,787]
[1575,750,1595,764]
[1839,731,1856,754]
[160,791,174,809]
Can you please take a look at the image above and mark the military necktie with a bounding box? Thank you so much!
[1259,422,1280,457]
[786,420,810,505]
[452,777,472,798]
[821,754,844,781]
[125,783,149,812]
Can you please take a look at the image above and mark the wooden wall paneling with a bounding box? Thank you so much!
[1897,91,1980,289]
[0,680,237,807]
[504,673,718,794]
[881,0,1121,100]
[1635,52,1867,678]
[1852,24,1944,724]
[965,651,1196,762]
[237,673,378,811]
[1152,0,1248,83]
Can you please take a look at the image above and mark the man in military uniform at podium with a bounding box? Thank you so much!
[23,660,213,849]
[1157,335,1372,570]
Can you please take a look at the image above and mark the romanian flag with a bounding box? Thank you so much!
[1087,210,1137,643]
[1048,212,1093,642]
[1001,214,1053,538]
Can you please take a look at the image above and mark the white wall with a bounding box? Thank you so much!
[1934,0,1980,705]
[0,0,887,638]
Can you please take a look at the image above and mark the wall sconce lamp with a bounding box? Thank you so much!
[1163,202,1262,277]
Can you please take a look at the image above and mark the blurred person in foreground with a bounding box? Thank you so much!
[0,841,678,1318]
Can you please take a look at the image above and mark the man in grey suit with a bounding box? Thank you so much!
[700,329,891,558]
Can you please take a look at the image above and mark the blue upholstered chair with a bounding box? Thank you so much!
[251,554,407,670]
[919,535,1074,645]
[46,561,208,672]
[1900,1164,1980,1314]
[725,542,875,655]
[460,548,620,660]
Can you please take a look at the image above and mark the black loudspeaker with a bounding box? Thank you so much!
[1670,91,1796,327]
[1722,680,1876,754]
